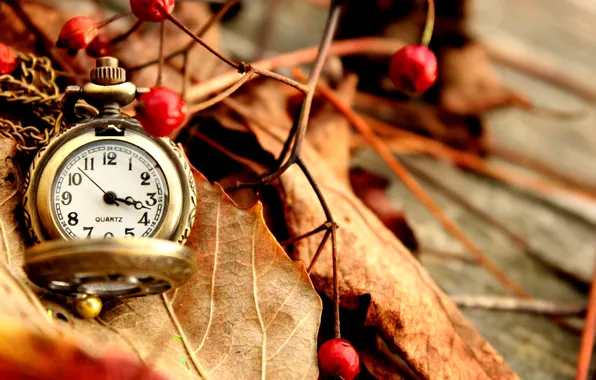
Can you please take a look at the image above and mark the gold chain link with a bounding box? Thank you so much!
[0,53,95,155]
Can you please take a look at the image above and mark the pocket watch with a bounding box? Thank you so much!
[22,57,196,300]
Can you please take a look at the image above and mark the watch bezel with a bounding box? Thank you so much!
[23,117,196,245]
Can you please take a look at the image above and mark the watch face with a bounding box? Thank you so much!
[51,140,169,239]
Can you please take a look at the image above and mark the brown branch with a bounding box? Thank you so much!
[294,68,530,298]
[128,0,239,72]
[188,69,255,115]
[163,11,240,70]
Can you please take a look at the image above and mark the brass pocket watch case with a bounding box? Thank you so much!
[22,57,197,299]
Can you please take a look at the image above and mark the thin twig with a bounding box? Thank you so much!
[576,245,596,380]
[157,22,165,87]
[226,3,344,193]
[185,37,404,102]
[109,20,143,46]
[128,0,240,72]
[188,69,255,114]
[163,11,240,70]
[96,12,132,29]
[451,295,585,317]
[280,222,331,247]
[297,69,530,298]
[421,0,435,47]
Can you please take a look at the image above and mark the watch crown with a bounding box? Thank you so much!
[90,57,126,86]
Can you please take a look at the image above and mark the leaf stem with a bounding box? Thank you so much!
[128,0,239,73]
[420,0,435,47]
[157,21,165,87]
[162,10,241,70]
[96,11,132,29]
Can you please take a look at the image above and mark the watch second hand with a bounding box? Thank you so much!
[77,167,120,206]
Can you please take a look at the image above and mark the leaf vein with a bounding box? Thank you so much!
[196,197,222,354]
[266,308,315,362]
[251,216,266,380]
[264,274,300,331]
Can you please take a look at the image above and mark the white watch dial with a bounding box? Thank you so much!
[52,140,169,239]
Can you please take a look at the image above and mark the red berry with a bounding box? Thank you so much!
[0,43,17,74]
[389,44,438,95]
[130,0,176,23]
[57,17,99,51]
[85,35,113,58]
[136,86,186,137]
[318,338,360,380]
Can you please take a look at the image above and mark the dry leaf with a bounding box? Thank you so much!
[349,168,419,253]
[0,139,52,332]
[214,82,518,379]
[1,136,321,380]
[439,42,531,115]
[165,168,321,379]
[298,74,357,185]
[0,320,167,380]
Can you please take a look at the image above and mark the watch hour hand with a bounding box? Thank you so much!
[116,196,150,210]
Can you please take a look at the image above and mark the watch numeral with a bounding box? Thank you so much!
[104,232,114,238]
[146,192,157,206]
[125,228,135,237]
[83,226,93,238]
[128,157,133,171]
[84,157,94,171]
[138,212,149,226]
[68,173,82,186]
[61,191,72,205]
[68,212,78,226]
[140,172,151,186]
[103,152,117,165]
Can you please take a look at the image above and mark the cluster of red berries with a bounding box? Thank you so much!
[54,0,185,137]
[389,44,438,95]
[56,0,176,56]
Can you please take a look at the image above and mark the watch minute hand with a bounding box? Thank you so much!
[77,168,120,206]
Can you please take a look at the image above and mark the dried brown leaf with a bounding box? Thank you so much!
[0,139,51,332]
[215,82,518,379]
[165,168,321,379]
[301,74,357,185]
[1,137,321,379]
[439,42,531,115]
